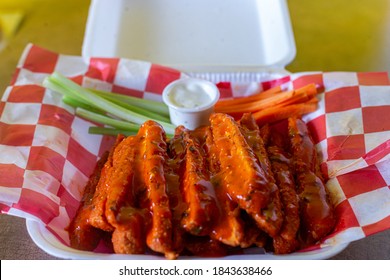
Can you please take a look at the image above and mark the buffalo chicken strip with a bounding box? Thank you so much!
[238,114,284,239]
[166,126,189,254]
[199,126,245,247]
[137,121,175,259]
[68,150,109,251]
[266,131,300,254]
[210,113,282,237]
[104,135,147,255]
[88,135,125,232]
[179,128,220,236]
[288,117,335,245]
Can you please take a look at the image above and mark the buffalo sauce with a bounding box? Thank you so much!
[193,125,247,247]
[68,151,110,251]
[288,117,336,245]
[166,129,188,254]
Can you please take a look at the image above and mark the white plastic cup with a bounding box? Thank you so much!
[162,78,220,130]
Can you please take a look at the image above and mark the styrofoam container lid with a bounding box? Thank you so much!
[82,0,296,73]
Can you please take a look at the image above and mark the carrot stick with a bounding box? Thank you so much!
[253,102,318,126]
[216,89,296,114]
[293,83,317,96]
[216,83,317,110]
[278,91,317,107]
[306,96,319,104]
[215,83,319,122]
[215,83,317,109]
[215,85,283,108]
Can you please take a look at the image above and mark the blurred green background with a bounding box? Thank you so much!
[287,0,390,72]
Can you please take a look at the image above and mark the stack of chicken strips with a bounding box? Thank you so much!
[69,113,336,259]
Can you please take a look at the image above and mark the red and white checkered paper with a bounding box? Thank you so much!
[1,44,390,255]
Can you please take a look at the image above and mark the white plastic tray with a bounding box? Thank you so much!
[82,0,296,73]
[26,220,349,260]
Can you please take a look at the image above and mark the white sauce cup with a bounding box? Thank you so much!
[162,78,220,130]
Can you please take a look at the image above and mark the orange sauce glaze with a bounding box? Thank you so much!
[288,117,335,245]
[267,143,300,254]
[68,151,109,251]
[180,128,220,236]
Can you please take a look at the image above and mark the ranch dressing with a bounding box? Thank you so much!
[167,82,212,109]
[162,78,220,130]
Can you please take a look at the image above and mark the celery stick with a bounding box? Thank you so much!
[45,73,146,124]
[62,95,105,114]
[88,127,173,139]
[76,108,140,132]
[88,127,137,137]
[92,89,169,117]
[44,72,176,135]
[96,93,170,123]
[44,78,94,110]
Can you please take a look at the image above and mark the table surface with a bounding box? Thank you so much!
[1,0,389,260]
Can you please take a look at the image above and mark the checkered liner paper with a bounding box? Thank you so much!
[1,44,390,254]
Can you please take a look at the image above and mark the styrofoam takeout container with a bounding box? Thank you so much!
[27,220,349,260]
[82,0,296,75]
[25,0,348,260]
